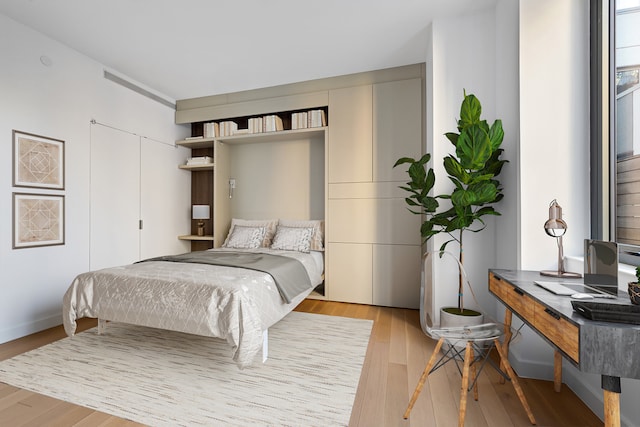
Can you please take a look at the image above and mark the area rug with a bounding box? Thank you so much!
[0,311,372,427]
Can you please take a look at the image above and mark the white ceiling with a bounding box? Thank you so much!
[0,0,495,102]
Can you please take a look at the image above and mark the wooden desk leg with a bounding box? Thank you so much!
[602,375,621,427]
[554,350,562,392]
[499,309,513,385]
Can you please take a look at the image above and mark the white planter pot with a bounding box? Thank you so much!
[440,307,484,328]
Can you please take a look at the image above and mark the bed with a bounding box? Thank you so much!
[62,219,324,368]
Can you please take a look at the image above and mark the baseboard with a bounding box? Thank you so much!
[0,313,62,344]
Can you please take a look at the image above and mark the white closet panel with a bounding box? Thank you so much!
[326,198,421,245]
[140,138,190,259]
[372,244,422,309]
[328,85,373,183]
[373,78,423,182]
[326,242,372,304]
[90,125,140,270]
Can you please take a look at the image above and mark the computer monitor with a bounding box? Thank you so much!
[584,239,619,296]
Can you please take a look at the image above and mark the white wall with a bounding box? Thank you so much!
[0,14,190,343]
[426,8,499,324]
[229,137,325,220]
[427,0,639,424]
[517,1,639,425]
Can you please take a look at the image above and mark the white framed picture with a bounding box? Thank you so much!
[13,130,65,190]
[13,193,65,249]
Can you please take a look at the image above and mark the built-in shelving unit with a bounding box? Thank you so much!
[173,63,425,307]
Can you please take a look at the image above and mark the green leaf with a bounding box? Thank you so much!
[451,188,476,207]
[393,157,415,168]
[488,120,504,151]
[459,93,482,128]
[467,182,498,204]
[443,156,471,184]
[456,125,492,170]
[444,132,459,147]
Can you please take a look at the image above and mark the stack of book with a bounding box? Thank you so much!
[219,121,238,137]
[186,156,213,166]
[308,109,327,128]
[291,111,308,130]
[248,117,263,134]
[263,115,284,132]
[291,109,327,129]
[203,122,218,138]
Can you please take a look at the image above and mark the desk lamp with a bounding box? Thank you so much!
[192,205,210,236]
[541,199,581,278]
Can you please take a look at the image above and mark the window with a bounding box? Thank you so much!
[591,0,640,265]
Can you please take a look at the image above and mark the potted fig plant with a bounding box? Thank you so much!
[629,266,640,305]
[394,90,506,324]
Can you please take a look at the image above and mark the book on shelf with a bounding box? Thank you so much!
[219,121,238,137]
[203,122,219,138]
[291,112,308,130]
[308,109,326,128]
[248,117,263,134]
[184,135,204,140]
[186,156,213,165]
[232,128,250,135]
[263,114,284,132]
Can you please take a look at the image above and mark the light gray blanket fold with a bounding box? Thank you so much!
[139,251,311,304]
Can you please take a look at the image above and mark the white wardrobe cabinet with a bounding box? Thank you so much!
[326,77,423,309]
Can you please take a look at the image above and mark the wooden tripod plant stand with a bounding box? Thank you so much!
[403,325,537,427]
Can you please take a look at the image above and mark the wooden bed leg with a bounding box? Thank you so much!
[262,330,269,363]
[98,319,107,335]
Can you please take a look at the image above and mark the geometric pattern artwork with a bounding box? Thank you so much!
[13,130,65,190]
[13,193,65,248]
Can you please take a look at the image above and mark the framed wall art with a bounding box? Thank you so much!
[13,193,65,249]
[13,130,65,190]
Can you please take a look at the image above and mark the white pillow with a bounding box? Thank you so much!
[271,226,314,253]
[223,225,267,249]
[277,219,324,251]
[223,218,278,247]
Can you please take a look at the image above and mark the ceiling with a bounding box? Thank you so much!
[0,0,495,102]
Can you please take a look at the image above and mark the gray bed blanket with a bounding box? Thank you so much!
[139,251,311,304]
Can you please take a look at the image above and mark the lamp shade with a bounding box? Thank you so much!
[192,205,210,220]
[544,199,567,237]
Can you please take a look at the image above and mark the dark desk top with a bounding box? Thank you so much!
[490,269,640,379]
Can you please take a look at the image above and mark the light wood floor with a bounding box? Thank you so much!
[0,300,603,426]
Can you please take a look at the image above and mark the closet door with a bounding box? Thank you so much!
[90,125,140,270]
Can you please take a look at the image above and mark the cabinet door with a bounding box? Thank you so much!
[326,196,421,245]
[373,244,422,309]
[326,242,372,304]
[90,125,140,270]
[328,85,373,183]
[373,78,423,182]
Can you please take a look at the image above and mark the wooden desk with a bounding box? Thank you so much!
[489,269,640,427]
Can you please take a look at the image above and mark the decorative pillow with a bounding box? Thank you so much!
[277,219,324,251]
[271,226,314,253]
[223,225,267,249]
[222,218,278,247]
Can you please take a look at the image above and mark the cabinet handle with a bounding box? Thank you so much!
[512,287,524,296]
[544,308,561,320]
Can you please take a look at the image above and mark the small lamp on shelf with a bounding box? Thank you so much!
[540,199,581,278]
[192,205,210,237]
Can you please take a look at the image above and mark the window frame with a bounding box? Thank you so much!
[591,0,640,266]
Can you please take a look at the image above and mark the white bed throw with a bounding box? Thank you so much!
[62,248,323,368]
